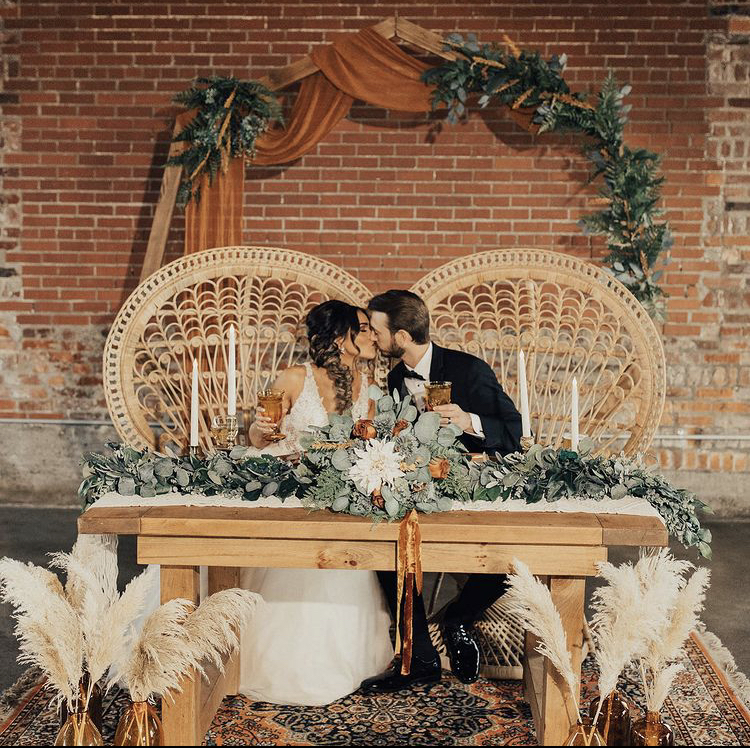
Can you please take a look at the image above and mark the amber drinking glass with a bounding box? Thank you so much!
[257,390,286,442]
[114,700,164,746]
[589,690,631,746]
[630,710,674,747]
[424,381,452,411]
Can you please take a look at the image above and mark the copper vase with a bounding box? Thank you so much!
[630,710,674,746]
[563,715,606,746]
[54,712,103,746]
[589,690,631,746]
[59,673,103,733]
[114,700,164,746]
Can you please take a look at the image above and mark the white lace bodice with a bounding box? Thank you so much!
[252,363,370,455]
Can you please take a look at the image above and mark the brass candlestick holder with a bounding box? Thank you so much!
[188,445,202,458]
[520,435,535,452]
[210,414,239,451]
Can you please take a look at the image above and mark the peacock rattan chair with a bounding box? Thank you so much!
[413,247,666,679]
[103,246,371,453]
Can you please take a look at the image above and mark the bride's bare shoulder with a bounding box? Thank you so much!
[271,365,306,398]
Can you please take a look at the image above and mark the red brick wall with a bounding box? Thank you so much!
[0,1,747,476]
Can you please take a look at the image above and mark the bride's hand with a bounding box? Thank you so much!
[249,407,280,447]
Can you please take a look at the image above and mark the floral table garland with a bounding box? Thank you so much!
[80,388,712,558]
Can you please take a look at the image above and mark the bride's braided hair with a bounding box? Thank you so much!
[306,300,362,413]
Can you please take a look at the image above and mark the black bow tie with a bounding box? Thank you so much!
[403,370,425,381]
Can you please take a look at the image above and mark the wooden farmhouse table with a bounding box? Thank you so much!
[78,503,667,746]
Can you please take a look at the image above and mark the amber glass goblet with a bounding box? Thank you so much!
[424,381,452,411]
[257,390,286,442]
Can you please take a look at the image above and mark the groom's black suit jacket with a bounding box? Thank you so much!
[388,344,522,456]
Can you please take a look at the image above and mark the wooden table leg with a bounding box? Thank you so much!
[160,564,201,746]
[540,576,585,745]
[206,567,241,696]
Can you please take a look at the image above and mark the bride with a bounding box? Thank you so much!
[240,300,394,705]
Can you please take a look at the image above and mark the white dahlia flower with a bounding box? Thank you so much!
[348,439,405,495]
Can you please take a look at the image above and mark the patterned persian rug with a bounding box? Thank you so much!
[1,632,748,746]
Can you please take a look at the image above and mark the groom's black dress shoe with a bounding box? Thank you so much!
[359,653,441,694]
[442,620,481,684]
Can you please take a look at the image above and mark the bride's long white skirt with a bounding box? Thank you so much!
[238,568,394,706]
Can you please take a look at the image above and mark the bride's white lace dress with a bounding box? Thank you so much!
[239,363,394,705]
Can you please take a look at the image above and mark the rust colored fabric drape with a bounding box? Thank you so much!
[184,26,436,255]
[184,156,244,255]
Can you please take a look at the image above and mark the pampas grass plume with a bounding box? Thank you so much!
[505,559,579,716]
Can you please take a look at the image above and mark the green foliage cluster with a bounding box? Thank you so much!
[79,442,297,508]
[475,440,713,558]
[79,408,712,558]
[295,386,473,520]
[422,35,673,317]
[167,76,282,206]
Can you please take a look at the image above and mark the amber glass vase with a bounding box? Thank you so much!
[114,700,164,746]
[589,690,632,746]
[630,710,674,746]
[54,712,103,746]
[59,674,103,733]
[563,715,606,746]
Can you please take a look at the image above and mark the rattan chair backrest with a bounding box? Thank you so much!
[103,246,371,452]
[409,248,665,455]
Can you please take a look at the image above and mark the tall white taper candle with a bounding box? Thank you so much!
[228,324,236,417]
[190,358,199,447]
[518,350,531,438]
[571,376,579,451]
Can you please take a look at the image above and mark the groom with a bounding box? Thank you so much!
[362,289,522,693]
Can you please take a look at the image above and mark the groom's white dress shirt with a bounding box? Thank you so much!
[402,343,484,438]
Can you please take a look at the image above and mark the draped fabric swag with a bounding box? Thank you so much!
[184,26,434,255]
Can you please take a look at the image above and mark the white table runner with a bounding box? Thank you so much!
[90,491,662,519]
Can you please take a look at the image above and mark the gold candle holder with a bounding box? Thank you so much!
[188,445,202,458]
[210,414,239,451]
[520,435,535,452]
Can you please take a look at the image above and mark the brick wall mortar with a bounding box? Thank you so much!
[0,0,747,480]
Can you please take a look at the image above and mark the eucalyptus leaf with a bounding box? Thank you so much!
[117,477,135,496]
[262,481,279,496]
[332,495,350,512]
[331,449,352,471]
[385,498,400,517]
[154,458,174,478]
[140,484,156,498]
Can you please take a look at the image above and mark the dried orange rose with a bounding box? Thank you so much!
[352,419,377,440]
[428,457,451,480]
[392,419,410,436]
[371,488,385,509]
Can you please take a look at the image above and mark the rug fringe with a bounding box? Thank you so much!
[697,627,750,710]
[0,668,43,722]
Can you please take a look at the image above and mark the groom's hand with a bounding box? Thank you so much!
[432,403,473,433]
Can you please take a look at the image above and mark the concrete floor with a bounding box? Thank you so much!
[0,508,747,695]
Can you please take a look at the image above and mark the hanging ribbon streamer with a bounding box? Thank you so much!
[395,509,423,675]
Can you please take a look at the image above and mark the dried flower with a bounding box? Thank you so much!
[352,419,377,440]
[348,439,405,496]
[392,420,410,436]
[371,488,385,510]
[429,457,451,480]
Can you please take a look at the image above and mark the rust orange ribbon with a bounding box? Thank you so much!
[395,509,423,675]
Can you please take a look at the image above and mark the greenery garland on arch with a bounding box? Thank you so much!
[167,34,673,317]
[421,32,672,318]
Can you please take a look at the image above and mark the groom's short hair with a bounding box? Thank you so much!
[368,290,430,344]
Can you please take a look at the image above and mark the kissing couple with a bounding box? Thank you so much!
[240,290,522,706]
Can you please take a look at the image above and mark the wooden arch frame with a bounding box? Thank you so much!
[140,17,456,282]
